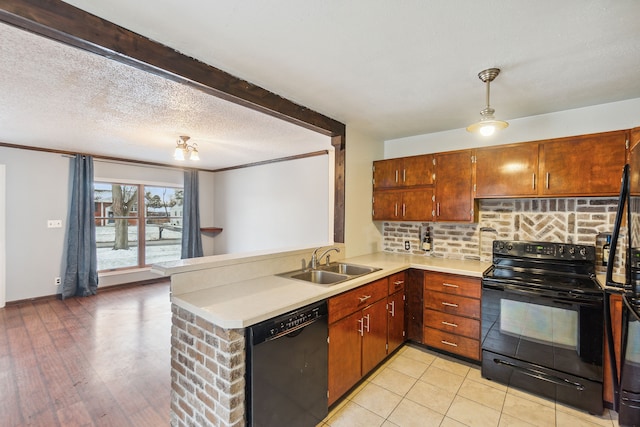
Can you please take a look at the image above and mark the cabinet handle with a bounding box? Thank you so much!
[442,302,458,308]
[389,301,395,317]
[441,321,458,328]
[403,169,406,183]
[395,170,399,183]
[532,173,536,190]
[358,295,372,303]
[545,172,550,189]
[393,280,404,285]
[436,202,440,217]
[394,203,398,217]
[357,317,364,336]
[442,283,459,288]
[441,340,458,347]
[364,314,371,332]
[402,203,406,217]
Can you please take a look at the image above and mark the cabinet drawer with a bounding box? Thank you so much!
[423,327,480,360]
[388,272,406,294]
[424,291,480,319]
[329,278,388,324]
[423,310,479,339]
[424,272,480,298]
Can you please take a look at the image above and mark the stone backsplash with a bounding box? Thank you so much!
[382,197,625,274]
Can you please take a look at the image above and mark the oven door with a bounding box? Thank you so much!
[482,280,604,380]
[481,280,605,414]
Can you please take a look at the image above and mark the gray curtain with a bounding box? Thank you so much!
[62,154,98,298]
[181,169,203,258]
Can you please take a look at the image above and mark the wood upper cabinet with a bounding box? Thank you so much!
[372,189,433,221]
[475,143,540,198]
[373,154,433,190]
[629,127,640,196]
[434,150,475,222]
[539,130,627,196]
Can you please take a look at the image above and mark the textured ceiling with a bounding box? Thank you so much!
[0,22,330,170]
[2,1,640,168]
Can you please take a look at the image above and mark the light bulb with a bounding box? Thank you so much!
[174,147,185,160]
[479,124,496,136]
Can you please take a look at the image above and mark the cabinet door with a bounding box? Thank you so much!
[405,269,424,343]
[387,291,405,354]
[475,143,539,197]
[604,294,622,406]
[435,150,475,222]
[403,154,434,187]
[540,130,627,196]
[629,127,640,196]
[361,298,388,374]
[402,189,434,221]
[328,311,363,405]
[373,159,403,189]
[372,190,401,220]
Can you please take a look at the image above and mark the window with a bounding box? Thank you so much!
[94,182,183,271]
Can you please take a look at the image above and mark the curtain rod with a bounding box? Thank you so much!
[0,141,329,173]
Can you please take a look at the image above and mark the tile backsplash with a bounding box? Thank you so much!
[382,197,625,274]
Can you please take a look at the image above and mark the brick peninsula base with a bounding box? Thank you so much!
[170,304,246,427]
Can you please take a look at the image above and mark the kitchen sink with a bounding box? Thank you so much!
[289,270,349,285]
[321,262,378,276]
[278,262,381,286]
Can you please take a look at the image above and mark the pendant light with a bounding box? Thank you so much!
[173,135,200,161]
[466,68,509,136]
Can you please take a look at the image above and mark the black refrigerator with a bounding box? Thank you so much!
[606,159,640,425]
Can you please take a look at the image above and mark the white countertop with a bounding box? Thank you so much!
[170,251,490,329]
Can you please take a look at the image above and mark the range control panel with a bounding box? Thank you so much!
[493,240,596,261]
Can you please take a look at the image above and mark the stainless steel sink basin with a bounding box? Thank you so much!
[289,270,349,285]
[321,262,378,276]
[278,262,381,286]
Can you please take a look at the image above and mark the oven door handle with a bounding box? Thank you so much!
[482,282,603,305]
[492,358,585,391]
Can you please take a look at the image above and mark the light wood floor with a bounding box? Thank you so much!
[0,281,171,427]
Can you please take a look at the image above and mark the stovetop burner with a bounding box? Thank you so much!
[484,240,602,294]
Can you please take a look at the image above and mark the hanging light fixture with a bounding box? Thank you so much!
[173,135,200,161]
[466,68,509,136]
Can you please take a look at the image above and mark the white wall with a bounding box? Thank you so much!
[0,165,5,307]
[1,147,216,301]
[385,98,640,157]
[344,127,385,258]
[213,154,333,254]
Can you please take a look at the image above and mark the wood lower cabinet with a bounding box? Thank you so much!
[387,272,406,354]
[328,278,389,405]
[328,272,409,405]
[604,294,623,406]
[422,272,481,360]
[405,269,424,343]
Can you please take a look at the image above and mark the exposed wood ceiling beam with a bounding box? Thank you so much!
[0,0,345,137]
[0,0,346,243]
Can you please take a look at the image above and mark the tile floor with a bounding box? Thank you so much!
[320,344,618,427]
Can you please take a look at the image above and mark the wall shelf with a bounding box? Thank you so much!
[200,227,223,234]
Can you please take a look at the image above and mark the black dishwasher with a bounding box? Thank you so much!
[246,300,328,427]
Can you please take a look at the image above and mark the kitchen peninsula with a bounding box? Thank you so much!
[152,245,489,426]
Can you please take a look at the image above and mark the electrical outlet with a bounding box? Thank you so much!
[404,241,410,250]
[47,220,62,228]
[54,277,61,286]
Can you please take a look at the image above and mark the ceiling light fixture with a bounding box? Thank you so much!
[173,135,199,161]
[466,68,509,137]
